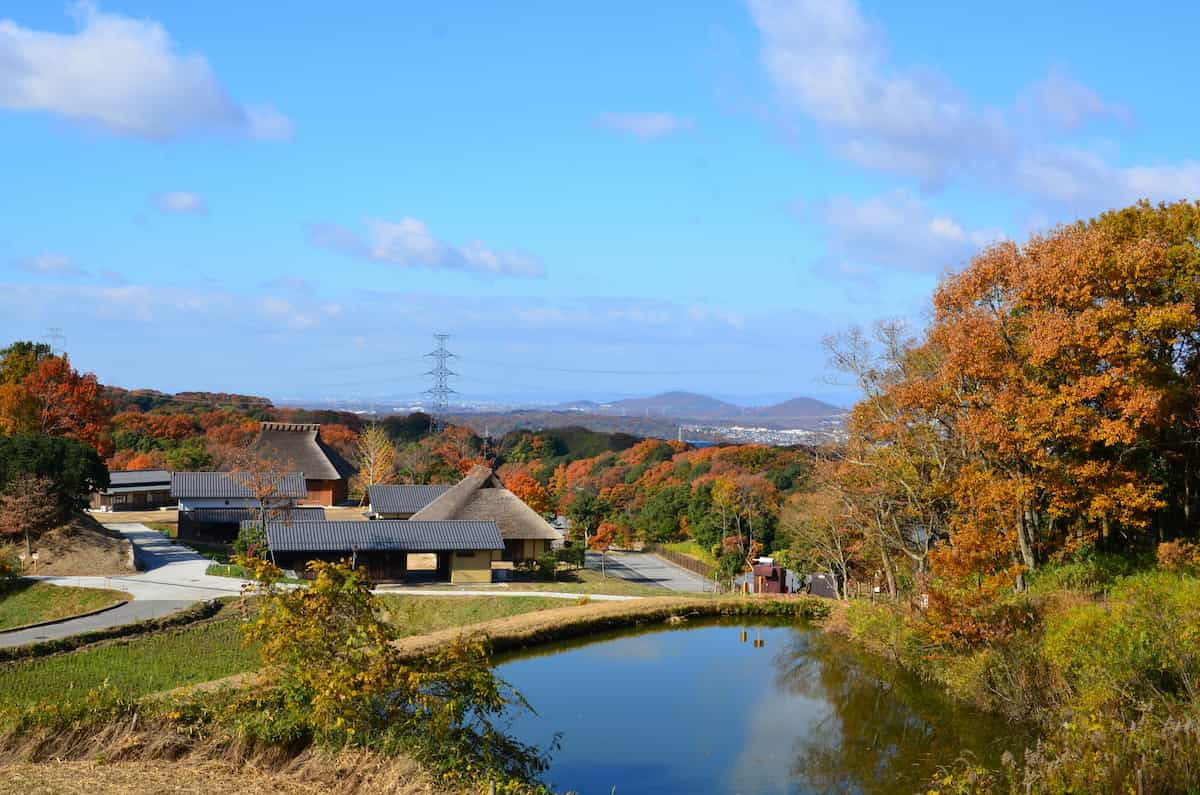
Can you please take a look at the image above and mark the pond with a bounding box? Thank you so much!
[494,620,1028,795]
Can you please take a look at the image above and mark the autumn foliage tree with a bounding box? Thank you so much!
[351,423,395,502]
[21,354,112,456]
[821,200,1200,644]
[503,467,553,516]
[0,474,61,558]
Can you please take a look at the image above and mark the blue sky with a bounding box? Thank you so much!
[3,1,1199,407]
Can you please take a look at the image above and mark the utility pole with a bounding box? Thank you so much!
[423,334,457,432]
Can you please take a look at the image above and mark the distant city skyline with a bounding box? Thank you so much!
[4,1,1199,405]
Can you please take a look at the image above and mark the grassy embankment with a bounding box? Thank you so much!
[0,581,130,631]
[834,555,1200,793]
[660,540,717,566]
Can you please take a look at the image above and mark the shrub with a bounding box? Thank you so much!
[554,544,584,569]
[1043,571,1200,712]
[0,544,18,586]
[1026,551,1140,595]
[844,601,925,668]
[1156,539,1200,575]
[236,558,550,788]
[232,522,267,559]
[534,554,558,580]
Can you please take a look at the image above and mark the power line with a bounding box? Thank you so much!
[461,357,772,377]
[423,333,457,431]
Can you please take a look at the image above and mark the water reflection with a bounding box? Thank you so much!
[494,621,1028,795]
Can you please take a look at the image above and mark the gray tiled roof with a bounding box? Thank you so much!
[264,520,503,553]
[185,506,326,525]
[367,484,451,515]
[107,469,171,490]
[170,471,307,499]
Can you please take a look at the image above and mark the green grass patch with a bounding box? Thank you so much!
[661,540,718,566]
[0,617,258,706]
[0,580,130,631]
[506,566,672,597]
[145,522,176,538]
[376,595,569,636]
[205,562,304,585]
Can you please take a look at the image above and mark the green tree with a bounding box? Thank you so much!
[636,483,690,541]
[564,490,609,544]
[0,434,108,515]
[0,341,52,385]
[165,437,213,470]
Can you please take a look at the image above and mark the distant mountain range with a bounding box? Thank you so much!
[553,391,845,422]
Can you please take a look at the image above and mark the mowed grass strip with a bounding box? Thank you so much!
[0,581,130,631]
[377,595,572,637]
[0,619,258,707]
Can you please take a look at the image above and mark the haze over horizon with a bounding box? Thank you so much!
[4,1,1200,406]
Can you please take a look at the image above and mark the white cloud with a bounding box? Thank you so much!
[259,296,320,330]
[154,191,205,214]
[745,0,1005,184]
[745,0,1198,208]
[595,112,692,140]
[246,105,295,141]
[0,2,292,141]
[1017,148,1200,207]
[15,252,87,276]
[1022,67,1132,132]
[817,190,1002,274]
[310,217,546,278]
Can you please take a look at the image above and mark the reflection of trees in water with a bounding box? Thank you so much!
[774,633,1024,794]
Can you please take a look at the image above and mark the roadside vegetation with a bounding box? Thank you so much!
[0,581,128,632]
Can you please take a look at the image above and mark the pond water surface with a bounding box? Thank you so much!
[494,620,1027,795]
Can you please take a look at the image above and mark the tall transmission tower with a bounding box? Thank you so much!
[44,327,66,355]
[423,334,457,431]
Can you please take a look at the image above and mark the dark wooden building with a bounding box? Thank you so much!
[261,519,503,584]
[92,469,173,511]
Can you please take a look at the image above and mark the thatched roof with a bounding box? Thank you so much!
[410,465,561,541]
[252,423,356,481]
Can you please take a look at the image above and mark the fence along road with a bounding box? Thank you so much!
[586,550,718,593]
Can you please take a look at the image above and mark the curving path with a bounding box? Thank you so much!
[0,523,243,648]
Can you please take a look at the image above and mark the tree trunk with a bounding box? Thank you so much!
[1016,509,1036,572]
[879,542,898,600]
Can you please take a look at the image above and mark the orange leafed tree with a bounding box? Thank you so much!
[503,468,554,516]
[22,355,112,456]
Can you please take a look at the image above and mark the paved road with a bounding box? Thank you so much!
[587,550,717,592]
[0,523,243,648]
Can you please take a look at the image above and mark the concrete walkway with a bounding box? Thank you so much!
[587,550,717,593]
[0,523,243,648]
